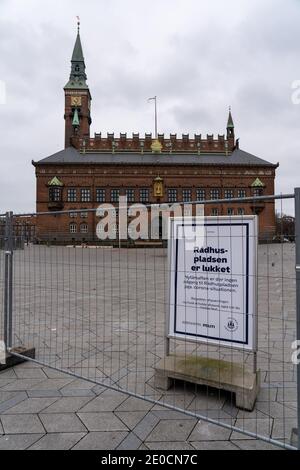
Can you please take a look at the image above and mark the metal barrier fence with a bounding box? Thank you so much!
[0,192,299,450]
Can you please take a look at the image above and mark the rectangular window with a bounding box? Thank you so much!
[81,188,91,202]
[238,208,245,215]
[211,208,219,216]
[182,189,192,202]
[224,189,234,199]
[139,188,149,203]
[196,189,206,201]
[227,208,234,215]
[80,209,88,218]
[67,188,77,202]
[111,189,120,203]
[237,189,246,198]
[168,189,177,203]
[70,211,77,218]
[210,189,219,200]
[49,187,62,202]
[96,188,106,203]
[125,189,135,203]
[253,188,263,197]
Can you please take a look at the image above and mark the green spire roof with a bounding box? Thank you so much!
[227,108,234,128]
[72,108,80,126]
[71,32,84,62]
[64,28,88,90]
[251,177,265,187]
[48,176,63,187]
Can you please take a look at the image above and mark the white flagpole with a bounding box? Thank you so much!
[148,96,158,139]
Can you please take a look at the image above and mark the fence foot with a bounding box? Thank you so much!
[154,372,173,391]
[0,346,35,371]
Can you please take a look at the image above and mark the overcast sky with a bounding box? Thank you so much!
[0,0,300,215]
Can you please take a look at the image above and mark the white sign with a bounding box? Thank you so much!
[168,216,257,351]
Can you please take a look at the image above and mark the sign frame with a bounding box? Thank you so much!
[166,216,258,353]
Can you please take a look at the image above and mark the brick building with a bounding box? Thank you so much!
[32,26,278,243]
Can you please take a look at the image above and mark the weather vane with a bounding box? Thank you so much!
[76,16,80,33]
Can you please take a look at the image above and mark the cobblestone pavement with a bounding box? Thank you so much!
[0,362,284,450]
[0,243,297,450]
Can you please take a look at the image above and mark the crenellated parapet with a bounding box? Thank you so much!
[71,132,236,154]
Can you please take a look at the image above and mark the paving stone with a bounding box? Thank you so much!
[117,432,142,450]
[60,389,96,397]
[188,420,231,441]
[72,431,129,450]
[1,414,45,434]
[39,413,87,433]
[150,409,195,420]
[146,418,196,442]
[60,379,97,391]
[14,368,47,379]
[1,378,47,391]
[29,378,74,391]
[3,397,59,414]
[0,369,17,379]
[146,441,194,450]
[231,418,273,440]
[27,390,62,398]
[29,432,86,450]
[42,368,72,379]
[231,439,283,450]
[191,440,238,450]
[116,396,154,412]
[41,396,93,413]
[78,389,127,412]
[0,391,20,404]
[255,401,296,418]
[0,392,27,413]
[77,412,128,432]
[132,413,160,441]
[271,418,297,440]
[115,411,148,429]
[0,434,45,450]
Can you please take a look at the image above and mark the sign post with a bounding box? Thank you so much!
[155,215,260,410]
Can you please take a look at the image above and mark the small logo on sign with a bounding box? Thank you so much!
[225,318,238,333]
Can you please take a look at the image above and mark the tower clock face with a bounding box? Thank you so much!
[71,96,82,106]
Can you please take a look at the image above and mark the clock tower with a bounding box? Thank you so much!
[64,22,92,148]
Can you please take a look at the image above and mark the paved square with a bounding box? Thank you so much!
[0,243,297,449]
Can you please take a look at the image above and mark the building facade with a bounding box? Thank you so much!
[32,27,278,243]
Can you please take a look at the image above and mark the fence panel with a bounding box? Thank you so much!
[5,194,299,450]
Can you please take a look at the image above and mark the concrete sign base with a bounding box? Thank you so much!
[155,354,260,411]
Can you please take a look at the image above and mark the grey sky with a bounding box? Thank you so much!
[0,0,299,215]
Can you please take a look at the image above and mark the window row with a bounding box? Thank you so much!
[50,187,263,204]
[69,223,89,234]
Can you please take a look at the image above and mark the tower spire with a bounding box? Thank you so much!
[64,19,88,89]
[64,22,92,148]
[226,106,235,142]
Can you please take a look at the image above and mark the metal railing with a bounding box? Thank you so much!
[0,191,299,450]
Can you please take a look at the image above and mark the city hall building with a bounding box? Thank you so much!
[32,26,278,243]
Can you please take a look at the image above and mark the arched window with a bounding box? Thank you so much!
[80,223,88,233]
[70,223,77,234]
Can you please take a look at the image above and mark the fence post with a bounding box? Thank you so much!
[294,188,300,450]
[3,211,13,352]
